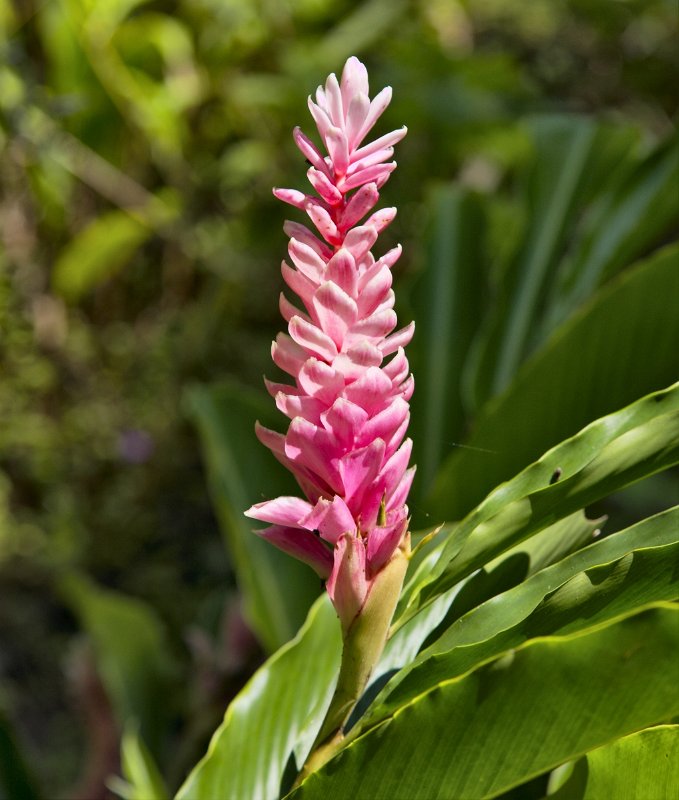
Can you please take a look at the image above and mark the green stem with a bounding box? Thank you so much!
[294,536,410,788]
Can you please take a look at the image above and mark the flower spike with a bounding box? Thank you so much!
[245,56,413,634]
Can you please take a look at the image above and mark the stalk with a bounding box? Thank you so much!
[294,536,410,787]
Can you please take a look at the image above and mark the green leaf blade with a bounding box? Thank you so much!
[411,383,679,613]
[408,185,486,492]
[175,596,341,800]
[185,381,320,653]
[292,605,679,800]
[578,725,679,800]
[59,572,177,756]
[431,243,679,523]
[52,210,151,301]
[367,513,679,726]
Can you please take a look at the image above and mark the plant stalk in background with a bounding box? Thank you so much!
[244,57,413,780]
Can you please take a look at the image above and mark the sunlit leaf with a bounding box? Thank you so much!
[365,509,679,727]
[431,245,679,522]
[549,725,679,800]
[291,605,679,799]
[109,726,168,800]
[414,382,679,612]
[52,210,150,301]
[175,596,341,800]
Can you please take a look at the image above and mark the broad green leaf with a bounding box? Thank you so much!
[408,186,486,492]
[431,243,679,521]
[390,513,605,687]
[401,509,600,618]
[415,382,679,612]
[185,381,319,653]
[59,572,176,755]
[550,725,679,800]
[364,509,679,726]
[432,407,679,599]
[490,116,597,394]
[0,709,39,800]
[175,595,341,800]
[544,135,679,331]
[465,116,639,406]
[109,726,168,800]
[375,583,460,682]
[377,511,599,690]
[348,513,608,755]
[488,508,603,576]
[291,605,679,800]
[52,209,151,300]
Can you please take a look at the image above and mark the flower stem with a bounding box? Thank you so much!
[293,536,410,788]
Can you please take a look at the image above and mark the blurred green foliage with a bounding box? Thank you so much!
[0,0,677,796]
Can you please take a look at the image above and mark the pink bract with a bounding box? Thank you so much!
[245,57,414,629]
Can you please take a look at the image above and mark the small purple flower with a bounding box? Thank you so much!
[118,429,154,464]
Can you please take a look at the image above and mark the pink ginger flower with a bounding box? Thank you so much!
[245,57,414,630]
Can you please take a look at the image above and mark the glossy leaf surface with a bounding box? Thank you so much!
[549,725,679,800]
[175,596,341,800]
[415,381,679,610]
[291,605,679,800]
[364,509,679,726]
[430,244,679,521]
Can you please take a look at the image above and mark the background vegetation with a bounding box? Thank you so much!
[1,0,677,798]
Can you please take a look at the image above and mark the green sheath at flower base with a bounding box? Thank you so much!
[296,534,410,785]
